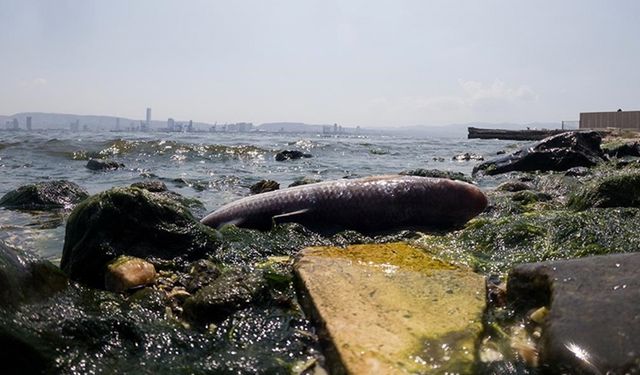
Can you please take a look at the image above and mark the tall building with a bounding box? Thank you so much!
[146,108,152,124]
[167,118,175,131]
[115,117,120,131]
[26,116,32,131]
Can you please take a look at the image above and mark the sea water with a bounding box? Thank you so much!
[0,130,524,262]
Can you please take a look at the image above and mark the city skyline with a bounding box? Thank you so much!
[1,1,639,128]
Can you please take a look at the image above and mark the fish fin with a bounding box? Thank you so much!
[272,209,311,224]
[218,217,245,228]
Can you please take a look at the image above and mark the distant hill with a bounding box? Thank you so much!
[1,111,565,138]
[1,112,214,131]
[257,122,327,133]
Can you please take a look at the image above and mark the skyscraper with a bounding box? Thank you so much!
[146,108,152,124]
[26,116,32,131]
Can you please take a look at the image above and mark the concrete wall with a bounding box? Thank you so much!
[580,111,640,129]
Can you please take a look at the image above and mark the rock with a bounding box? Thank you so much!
[183,269,266,324]
[568,172,640,210]
[130,180,168,192]
[603,141,640,158]
[60,187,220,288]
[104,256,156,292]
[250,179,280,194]
[86,158,125,171]
[0,240,68,308]
[0,180,89,210]
[507,253,640,374]
[473,131,605,176]
[399,168,472,182]
[130,180,207,218]
[294,242,485,374]
[511,190,552,205]
[171,178,207,192]
[180,259,221,293]
[452,152,484,161]
[496,180,533,192]
[564,166,590,177]
[414,205,640,275]
[288,177,322,187]
[274,150,312,161]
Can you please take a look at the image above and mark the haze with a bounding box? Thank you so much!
[1,0,639,127]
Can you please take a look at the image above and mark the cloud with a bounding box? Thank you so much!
[459,79,538,104]
[366,79,539,124]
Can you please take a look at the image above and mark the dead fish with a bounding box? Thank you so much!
[201,175,488,232]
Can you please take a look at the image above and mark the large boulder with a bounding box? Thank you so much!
[507,253,640,374]
[473,131,605,176]
[60,187,220,288]
[0,180,89,210]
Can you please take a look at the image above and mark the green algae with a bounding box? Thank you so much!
[568,172,640,210]
[414,207,640,276]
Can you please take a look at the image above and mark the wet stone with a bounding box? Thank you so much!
[250,179,280,194]
[104,256,156,292]
[183,269,267,325]
[497,180,533,192]
[473,131,605,176]
[130,180,168,192]
[294,242,485,374]
[86,158,124,171]
[288,177,322,187]
[60,187,220,288]
[274,150,312,161]
[399,168,471,183]
[507,253,640,374]
[0,180,89,210]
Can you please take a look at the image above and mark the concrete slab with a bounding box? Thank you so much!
[508,253,640,374]
[294,242,485,374]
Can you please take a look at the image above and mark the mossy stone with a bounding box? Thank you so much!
[61,187,221,288]
[568,172,640,210]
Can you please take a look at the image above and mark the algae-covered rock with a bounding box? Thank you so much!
[496,180,532,192]
[130,180,168,192]
[400,168,471,182]
[603,141,640,158]
[61,187,220,288]
[473,131,604,176]
[249,179,279,194]
[130,180,207,218]
[183,269,267,325]
[86,158,124,171]
[0,241,68,308]
[0,180,89,210]
[568,172,640,210]
[295,242,485,374]
[414,207,640,275]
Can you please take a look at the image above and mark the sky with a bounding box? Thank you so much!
[1,0,640,128]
